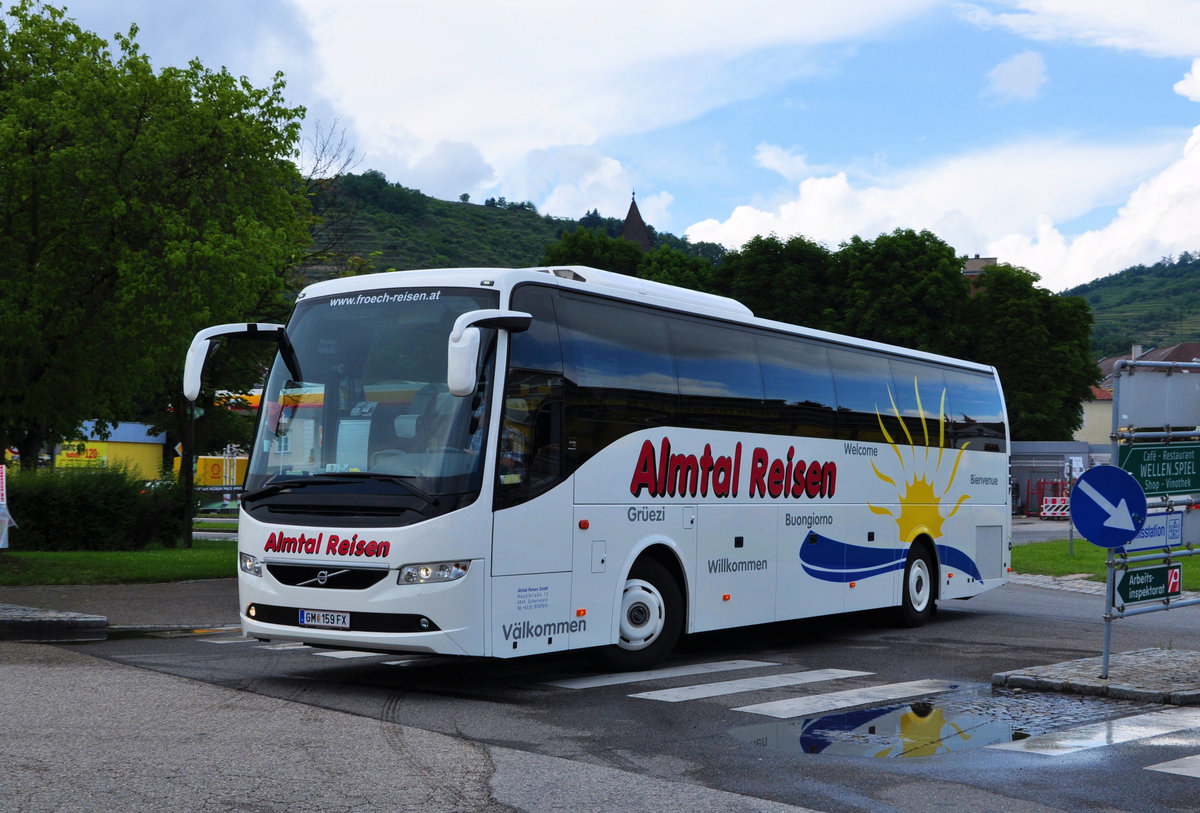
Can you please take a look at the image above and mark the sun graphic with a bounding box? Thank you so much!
[867,379,971,544]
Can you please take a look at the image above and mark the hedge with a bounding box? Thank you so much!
[6,467,185,551]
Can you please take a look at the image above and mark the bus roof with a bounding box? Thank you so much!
[297,266,752,318]
[296,266,996,376]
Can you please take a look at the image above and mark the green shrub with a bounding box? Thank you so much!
[7,467,185,551]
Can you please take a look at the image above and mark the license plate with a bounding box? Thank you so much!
[299,609,350,629]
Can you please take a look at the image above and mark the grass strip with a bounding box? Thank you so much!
[0,539,236,586]
[1012,539,1200,592]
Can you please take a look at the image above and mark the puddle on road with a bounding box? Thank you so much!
[731,700,1030,758]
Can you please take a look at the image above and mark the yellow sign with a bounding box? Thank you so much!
[57,442,108,468]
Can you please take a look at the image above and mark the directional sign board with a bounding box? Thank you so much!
[1070,465,1147,549]
[1116,563,1183,605]
[1118,442,1200,496]
[1126,511,1183,553]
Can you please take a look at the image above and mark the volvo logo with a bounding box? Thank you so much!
[297,567,351,587]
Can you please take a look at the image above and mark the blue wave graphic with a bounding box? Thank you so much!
[798,532,983,583]
[935,544,982,581]
[799,532,907,583]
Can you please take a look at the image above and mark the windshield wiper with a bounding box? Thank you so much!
[242,476,348,501]
[319,472,441,506]
[244,472,441,507]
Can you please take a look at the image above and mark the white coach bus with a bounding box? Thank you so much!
[184,265,1010,669]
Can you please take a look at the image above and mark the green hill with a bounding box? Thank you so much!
[307,173,572,277]
[305,170,721,280]
[1063,252,1200,357]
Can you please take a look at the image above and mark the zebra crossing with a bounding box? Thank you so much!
[199,633,1200,775]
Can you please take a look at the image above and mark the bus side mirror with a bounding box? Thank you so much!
[447,309,532,396]
[183,322,287,401]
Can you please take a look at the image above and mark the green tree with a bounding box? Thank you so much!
[713,235,837,328]
[337,170,425,217]
[963,264,1098,440]
[542,227,644,276]
[637,245,716,292]
[0,2,311,465]
[836,229,969,356]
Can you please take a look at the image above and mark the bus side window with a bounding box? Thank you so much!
[495,371,563,508]
[496,285,566,510]
[944,369,1007,452]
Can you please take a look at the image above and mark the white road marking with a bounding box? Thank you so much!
[1147,754,1200,778]
[630,669,872,702]
[544,660,778,689]
[988,708,1200,755]
[314,650,386,659]
[200,636,254,644]
[733,679,960,719]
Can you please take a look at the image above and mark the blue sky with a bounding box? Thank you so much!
[56,1,1200,291]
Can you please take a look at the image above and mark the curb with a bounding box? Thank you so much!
[992,648,1200,705]
[0,604,108,642]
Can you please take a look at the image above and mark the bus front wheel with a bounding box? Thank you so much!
[591,559,683,671]
[899,546,935,627]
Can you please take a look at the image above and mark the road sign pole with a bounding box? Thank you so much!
[1102,548,1115,679]
[1069,464,1148,680]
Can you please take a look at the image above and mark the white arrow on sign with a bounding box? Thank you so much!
[1076,478,1135,531]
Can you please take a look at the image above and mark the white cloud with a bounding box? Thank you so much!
[1175,58,1200,102]
[755,144,822,181]
[403,141,494,200]
[517,146,676,226]
[288,0,938,207]
[991,124,1200,290]
[984,51,1048,102]
[961,1,1200,58]
[685,134,1185,289]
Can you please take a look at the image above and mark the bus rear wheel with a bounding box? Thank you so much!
[899,546,935,627]
[590,558,683,672]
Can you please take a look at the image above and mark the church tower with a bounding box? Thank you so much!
[619,192,654,252]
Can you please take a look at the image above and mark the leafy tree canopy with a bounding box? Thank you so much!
[540,226,1098,440]
[836,228,969,357]
[0,1,311,463]
[963,264,1097,439]
[713,235,838,330]
[542,227,644,276]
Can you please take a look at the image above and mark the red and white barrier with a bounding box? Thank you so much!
[1040,496,1069,520]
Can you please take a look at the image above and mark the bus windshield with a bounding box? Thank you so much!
[244,286,500,504]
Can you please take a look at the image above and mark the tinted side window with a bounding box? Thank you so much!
[507,285,563,374]
[945,369,1007,452]
[558,293,677,469]
[758,334,838,437]
[829,348,893,443]
[495,286,567,509]
[670,317,763,431]
[888,360,949,447]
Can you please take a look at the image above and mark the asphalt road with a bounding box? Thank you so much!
[10,581,1200,812]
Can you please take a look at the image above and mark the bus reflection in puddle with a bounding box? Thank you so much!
[731,701,1030,758]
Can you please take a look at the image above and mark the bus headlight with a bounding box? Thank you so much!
[399,560,470,585]
[239,552,262,577]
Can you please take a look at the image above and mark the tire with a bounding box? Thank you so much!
[898,546,935,627]
[590,558,683,672]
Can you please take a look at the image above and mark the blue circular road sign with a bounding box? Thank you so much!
[1070,465,1148,549]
